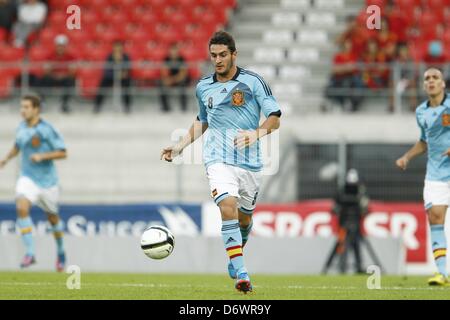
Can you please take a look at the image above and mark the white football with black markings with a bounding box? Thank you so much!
[140,225,175,260]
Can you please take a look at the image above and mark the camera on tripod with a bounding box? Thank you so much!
[323,169,383,274]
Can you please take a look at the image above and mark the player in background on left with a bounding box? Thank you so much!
[0,95,68,271]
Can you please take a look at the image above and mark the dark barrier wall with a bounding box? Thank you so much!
[297,143,427,201]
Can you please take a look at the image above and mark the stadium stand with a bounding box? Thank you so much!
[0,0,237,103]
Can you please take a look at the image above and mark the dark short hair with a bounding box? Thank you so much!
[209,31,236,53]
[22,94,41,109]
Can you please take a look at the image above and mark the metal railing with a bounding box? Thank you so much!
[0,60,449,113]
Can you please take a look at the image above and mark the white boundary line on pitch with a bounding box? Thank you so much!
[0,282,448,291]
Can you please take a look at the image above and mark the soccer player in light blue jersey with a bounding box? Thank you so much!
[0,95,68,271]
[396,68,450,286]
[161,31,281,293]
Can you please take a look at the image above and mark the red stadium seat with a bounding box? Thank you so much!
[29,45,50,61]
[225,0,237,8]
[163,11,190,27]
[187,28,210,46]
[47,11,67,26]
[180,46,204,62]
[394,0,420,18]
[0,46,24,61]
[0,28,7,42]
[101,11,130,26]
[366,0,386,6]
[422,27,439,43]
[149,0,168,17]
[155,25,183,46]
[67,29,92,46]
[48,0,81,9]
[38,28,60,46]
[77,68,102,98]
[207,0,235,10]
[109,0,137,7]
[177,0,199,10]
[144,43,167,61]
[0,46,24,78]
[425,0,447,8]
[136,12,159,29]
[94,25,125,44]
[394,0,420,6]
[82,42,111,61]
[0,72,14,99]
[419,12,442,28]
[408,42,426,62]
[443,29,450,45]
[83,0,108,9]
[81,10,100,26]
[128,28,155,44]
[123,41,146,61]
[132,65,160,83]
[188,66,202,81]
[29,45,51,77]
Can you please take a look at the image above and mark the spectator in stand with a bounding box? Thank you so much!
[383,1,408,43]
[159,43,190,112]
[0,0,17,37]
[322,39,365,112]
[361,39,389,89]
[336,15,371,60]
[12,0,47,48]
[424,40,446,66]
[376,18,398,62]
[389,43,418,112]
[94,41,132,114]
[32,35,76,113]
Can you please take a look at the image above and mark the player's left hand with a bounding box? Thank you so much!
[30,154,43,163]
[443,148,450,157]
[234,130,258,149]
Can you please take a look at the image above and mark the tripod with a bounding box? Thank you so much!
[322,215,384,274]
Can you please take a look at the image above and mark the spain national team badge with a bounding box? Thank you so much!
[442,114,450,126]
[231,89,245,107]
[31,135,41,148]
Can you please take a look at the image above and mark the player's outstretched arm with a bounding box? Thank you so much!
[395,140,427,170]
[161,119,208,162]
[30,150,67,163]
[234,115,280,149]
[0,145,19,169]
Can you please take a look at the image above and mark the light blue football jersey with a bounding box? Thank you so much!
[196,67,281,172]
[15,119,66,188]
[415,93,450,181]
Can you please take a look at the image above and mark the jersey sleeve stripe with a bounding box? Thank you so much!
[241,70,272,96]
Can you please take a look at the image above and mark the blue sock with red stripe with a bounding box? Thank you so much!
[221,219,246,275]
[17,217,35,256]
[430,224,447,277]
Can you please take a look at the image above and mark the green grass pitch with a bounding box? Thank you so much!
[0,272,448,300]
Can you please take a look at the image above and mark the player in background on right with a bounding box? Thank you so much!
[396,68,450,286]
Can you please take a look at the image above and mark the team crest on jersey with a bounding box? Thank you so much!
[231,89,245,107]
[442,114,450,126]
[208,97,213,109]
[31,135,41,148]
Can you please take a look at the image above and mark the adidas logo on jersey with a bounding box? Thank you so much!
[226,237,236,244]
[221,88,227,93]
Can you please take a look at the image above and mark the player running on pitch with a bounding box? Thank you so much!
[396,67,450,286]
[0,95,68,271]
[161,31,281,293]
